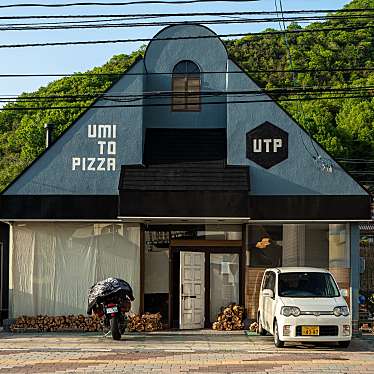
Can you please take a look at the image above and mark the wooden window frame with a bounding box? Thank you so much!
[172,62,201,112]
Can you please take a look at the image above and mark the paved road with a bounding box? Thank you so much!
[0,330,374,373]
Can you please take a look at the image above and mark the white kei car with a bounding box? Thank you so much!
[257,267,351,348]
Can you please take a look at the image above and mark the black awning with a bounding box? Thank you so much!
[120,162,249,192]
[119,161,250,217]
[118,190,249,218]
[118,128,250,218]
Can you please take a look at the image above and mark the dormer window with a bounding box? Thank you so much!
[172,60,201,112]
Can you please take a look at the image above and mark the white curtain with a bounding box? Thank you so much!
[10,223,140,317]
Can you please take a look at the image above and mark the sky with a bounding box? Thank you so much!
[0,0,352,102]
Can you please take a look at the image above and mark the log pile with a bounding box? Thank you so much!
[127,312,162,332]
[212,303,244,331]
[11,314,103,332]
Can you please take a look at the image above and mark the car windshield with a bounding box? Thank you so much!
[278,272,340,298]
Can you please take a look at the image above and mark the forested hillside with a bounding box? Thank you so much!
[0,0,373,191]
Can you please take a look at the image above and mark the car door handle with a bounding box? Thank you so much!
[182,295,196,299]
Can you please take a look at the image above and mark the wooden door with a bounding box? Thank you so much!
[179,251,205,329]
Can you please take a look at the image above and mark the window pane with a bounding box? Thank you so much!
[173,61,187,74]
[210,253,240,322]
[278,272,340,298]
[173,60,200,75]
[248,225,283,267]
[186,78,200,110]
[172,61,201,112]
[173,77,186,93]
[172,77,186,110]
[186,61,200,74]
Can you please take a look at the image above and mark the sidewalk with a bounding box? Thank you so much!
[0,330,373,373]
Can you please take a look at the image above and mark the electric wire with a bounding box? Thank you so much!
[0,0,259,9]
[1,8,373,20]
[0,25,373,49]
[0,85,372,103]
[0,95,372,111]
[338,159,374,163]
[2,15,373,31]
[0,67,373,78]
[4,12,374,24]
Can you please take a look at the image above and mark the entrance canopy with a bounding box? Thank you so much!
[119,128,250,219]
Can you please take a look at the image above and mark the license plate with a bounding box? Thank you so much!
[302,326,320,336]
[105,307,118,314]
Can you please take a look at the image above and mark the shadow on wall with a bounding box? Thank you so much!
[11,223,140,317]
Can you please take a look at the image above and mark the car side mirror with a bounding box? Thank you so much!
[340,288,348,297]
[262,289,274,298]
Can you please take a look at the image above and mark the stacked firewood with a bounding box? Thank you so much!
[212,303,244,331]
[127,312,162,332]
[11,314,103,332]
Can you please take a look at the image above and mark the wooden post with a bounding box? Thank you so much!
[240,224,247,309]
[139,223,145,315]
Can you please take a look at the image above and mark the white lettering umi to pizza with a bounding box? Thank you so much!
[72,124,117,172]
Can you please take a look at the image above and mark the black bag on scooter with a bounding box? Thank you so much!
[87,277,134,314]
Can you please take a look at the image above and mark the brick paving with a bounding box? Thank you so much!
[0,330,373,373]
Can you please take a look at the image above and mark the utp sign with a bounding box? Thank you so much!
[252,138,283,153]
[246,121,288,169]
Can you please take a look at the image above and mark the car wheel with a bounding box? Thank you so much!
[274,321,284,348]
[257,313,267,336]
[338,340,351,348]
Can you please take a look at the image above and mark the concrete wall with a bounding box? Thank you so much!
[143,25,227,129]
[5,61,145,195]
[226,60,367,196]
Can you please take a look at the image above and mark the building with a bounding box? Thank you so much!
[0,24,371,331]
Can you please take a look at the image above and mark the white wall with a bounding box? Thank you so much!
[9,222,140,316]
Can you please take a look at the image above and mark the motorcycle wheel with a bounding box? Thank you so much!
[110,316,121,341]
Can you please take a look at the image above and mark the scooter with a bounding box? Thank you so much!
[93,297,131,340]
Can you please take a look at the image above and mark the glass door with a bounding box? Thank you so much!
[210,253,240,322]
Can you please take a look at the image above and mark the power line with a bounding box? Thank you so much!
[350,172,374,174]
[7,13,371,26]
[0,0,258,9]
[0,25,373,49]
[338,159,374,164]
[1,8,373,20]
[0,86,372,101]
[0,12,374,31]
[339,159,374,161]
[2,15,373,31]
[0,95,372,111]
[0,67,373,78]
